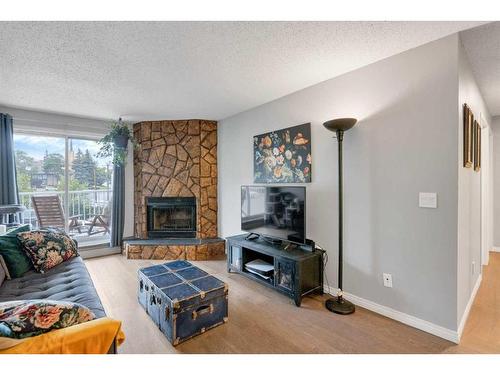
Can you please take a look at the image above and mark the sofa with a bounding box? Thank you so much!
[0,256,122,353]
[0,256,105,315]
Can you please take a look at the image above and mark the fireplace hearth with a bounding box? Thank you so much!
[146,197,196,238]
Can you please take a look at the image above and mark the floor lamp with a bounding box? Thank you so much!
[323,118,357,315]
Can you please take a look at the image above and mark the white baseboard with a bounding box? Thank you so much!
[491,247,500,252]
[457,274,482,340]
[80,246,122,259]
[323,285,459,344]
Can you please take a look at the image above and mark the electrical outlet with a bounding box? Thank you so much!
[383,273,393,288]
[471,261,476,275]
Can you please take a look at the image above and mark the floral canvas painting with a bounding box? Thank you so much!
[254,123,312,183]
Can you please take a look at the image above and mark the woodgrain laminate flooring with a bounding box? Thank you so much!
[84,253,500,354]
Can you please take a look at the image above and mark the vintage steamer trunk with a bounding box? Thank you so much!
[138,260,228,346]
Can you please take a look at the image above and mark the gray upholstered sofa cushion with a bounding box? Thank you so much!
[0,256,106,318]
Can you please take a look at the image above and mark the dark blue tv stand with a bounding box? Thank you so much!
[226,234,324,306]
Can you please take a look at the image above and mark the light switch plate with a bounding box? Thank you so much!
[419,192,437,208]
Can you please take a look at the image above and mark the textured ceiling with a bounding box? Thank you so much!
[0,21,485,122]
[461,22,500,117]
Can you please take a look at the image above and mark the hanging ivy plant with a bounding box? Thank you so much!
[97,118,139,166]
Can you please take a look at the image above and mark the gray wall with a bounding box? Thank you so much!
[457,39,491,326]
[219,35,460,330]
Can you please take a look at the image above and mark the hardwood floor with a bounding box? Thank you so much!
[84,252,500,354]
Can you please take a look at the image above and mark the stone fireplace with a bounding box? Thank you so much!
[125,119,225,261]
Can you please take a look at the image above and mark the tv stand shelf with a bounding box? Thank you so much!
[226,234,324,306]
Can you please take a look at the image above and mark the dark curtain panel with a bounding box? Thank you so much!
[110,162,125,248]
[0,113,19,207]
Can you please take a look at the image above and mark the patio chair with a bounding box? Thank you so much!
[86,202,111,236]
[31,195,85,233]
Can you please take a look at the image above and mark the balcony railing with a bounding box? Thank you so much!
[19,189,112,234]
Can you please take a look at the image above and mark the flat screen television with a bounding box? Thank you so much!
[241,185,306,245]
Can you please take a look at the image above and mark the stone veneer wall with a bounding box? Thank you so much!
[133,120,218,239]
[126,241,226,261]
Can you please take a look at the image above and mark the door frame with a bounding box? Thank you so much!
[480,115,492,266]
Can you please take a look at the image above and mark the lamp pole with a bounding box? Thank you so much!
[337,129,344,293]
[323,118,357,315]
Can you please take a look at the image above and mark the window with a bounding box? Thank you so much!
[14,133,113,247]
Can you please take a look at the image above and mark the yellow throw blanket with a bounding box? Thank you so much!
[0,317,125,354]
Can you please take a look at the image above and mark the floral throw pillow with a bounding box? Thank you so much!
[0,300,95,339]
[17,230,79,273]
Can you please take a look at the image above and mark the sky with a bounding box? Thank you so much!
[14,134,111,167]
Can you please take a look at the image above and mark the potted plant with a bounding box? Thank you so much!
[97,118,138,166]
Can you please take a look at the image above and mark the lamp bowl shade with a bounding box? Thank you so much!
[323,118,357,132]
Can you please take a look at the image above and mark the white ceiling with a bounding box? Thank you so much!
[0,21,485,122]
[461,22,500,117]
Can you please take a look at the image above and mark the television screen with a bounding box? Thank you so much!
[241,185,306,244]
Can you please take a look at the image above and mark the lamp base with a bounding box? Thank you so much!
[325,296,355,315]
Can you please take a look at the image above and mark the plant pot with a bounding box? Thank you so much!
[114,135,129,149]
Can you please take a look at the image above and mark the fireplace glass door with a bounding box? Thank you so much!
[152,206,195,232]
[146,197,196,238]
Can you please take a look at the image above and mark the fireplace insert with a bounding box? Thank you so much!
[146,197,197,238]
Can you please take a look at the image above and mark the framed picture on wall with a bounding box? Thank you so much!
[463,104,473,168]
[473,119,481,172]
[253,123,312,183]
